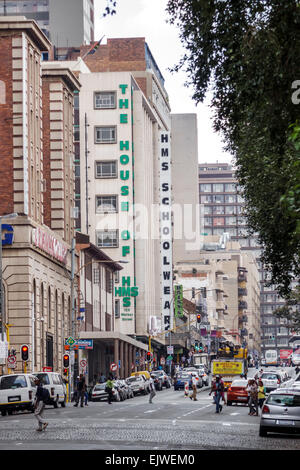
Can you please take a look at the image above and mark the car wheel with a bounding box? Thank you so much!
[227,401,232,406]
[259,426,268,437]
[1,410,7,417]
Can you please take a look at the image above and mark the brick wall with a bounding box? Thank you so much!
[0,34,14,216]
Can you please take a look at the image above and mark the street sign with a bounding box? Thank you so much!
[80,359,87,368]
[110,363,117,372]
[167,355,173,360]
[7,355,16,368]
[66,336,76,347]
[167,346,173,355]
[160,357,165,365]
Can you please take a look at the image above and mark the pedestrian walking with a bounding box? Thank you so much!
[247,379,258,416]
[100,372,106,383]
[149,377,156,404]
[105,375,114,404]
[189,374,198,401]
[258,379,266,411]
[209,375,224,413]
[74,374,86,407]
[33,377,49,432]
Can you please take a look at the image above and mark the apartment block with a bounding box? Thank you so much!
[0,0,94,47]
[199,163,290,359]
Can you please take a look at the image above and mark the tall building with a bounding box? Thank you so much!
[0,0,94,46]
[199,163,291,359]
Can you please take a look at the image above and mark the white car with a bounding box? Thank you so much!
[260,371,292,394]
[33,372,67,408]
[0,373,36,416]
[291,373,300,390]
[126,375,149,395]
[91,382,120,402]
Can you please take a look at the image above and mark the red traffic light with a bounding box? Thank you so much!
[20,344,29,361]
[197,314,201,323]
[63,354,70,368]
[146,351,152,362]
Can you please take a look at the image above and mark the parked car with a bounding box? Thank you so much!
[259,388,300,437]
[126,375,149,395]
[33,372,67,408]
[151,370,171,389]
[0,373,36,416]
[91,382,120,402]
[116,379,134,400]
[227,378,249,406]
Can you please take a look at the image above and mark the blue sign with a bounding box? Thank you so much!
[2,224,14,246]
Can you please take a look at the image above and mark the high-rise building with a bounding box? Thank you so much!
[199,162,291,360]
[0,0,94,46]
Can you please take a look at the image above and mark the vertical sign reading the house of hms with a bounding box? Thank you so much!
[159,131,173,331]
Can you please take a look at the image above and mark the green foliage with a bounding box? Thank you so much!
[273,285,300,333]
[166,0,300,296]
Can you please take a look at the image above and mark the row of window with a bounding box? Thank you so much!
[200,183,239,193]
[204,205,244,215]
[201,194,244,204]
[204,216,247,226]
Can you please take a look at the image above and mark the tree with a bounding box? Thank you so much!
[166,0,300,296]
[102,0,117,17]
[273,285,300,333]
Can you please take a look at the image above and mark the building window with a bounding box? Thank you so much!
[105,270,113,293]
[96,195,118,213]
[95,126,116,144]
[94,91,116,109]
[115,299,120,318]
[93,268,100,284]
[200,184,212,193]
[96,230,118,248]
[212,184,224,192]
[224,183,236,192]
[95,161,117,178]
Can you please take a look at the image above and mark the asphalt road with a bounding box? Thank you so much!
[0,373,300,453]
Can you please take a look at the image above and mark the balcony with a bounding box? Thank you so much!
[238,287,247,297]
[238,300,248,310]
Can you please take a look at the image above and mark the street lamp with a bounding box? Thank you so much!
[0,213,18,342]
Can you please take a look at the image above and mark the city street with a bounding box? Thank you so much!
[0,378,299,452]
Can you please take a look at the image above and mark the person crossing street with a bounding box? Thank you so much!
[33,377,49,432]
[189,373,198,401]
[149,376,156,404]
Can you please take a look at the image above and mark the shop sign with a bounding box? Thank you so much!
[32,227,68,264]
[159,131,173,331]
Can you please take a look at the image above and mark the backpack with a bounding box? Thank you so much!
[42,387,51,403]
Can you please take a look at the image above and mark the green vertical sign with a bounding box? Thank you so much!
[174,285,183,317]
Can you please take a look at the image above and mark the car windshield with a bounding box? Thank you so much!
[151,371,163,376]
[34,373,50,385]
[94,384,106,391]
[0,375,27,390]
[231,380,247,387]
[267,394,300,407]
[261,374,278,380]
[127,377,141,383]
[177,374,190,380]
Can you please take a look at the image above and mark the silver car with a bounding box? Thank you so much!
[259,388,300,437]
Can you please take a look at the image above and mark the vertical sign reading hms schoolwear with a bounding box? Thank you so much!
[159,131,173,331]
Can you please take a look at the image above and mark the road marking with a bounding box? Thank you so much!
[172,420,176,426]
[144,410,156,413]
[223,423,231,426]
[230,413,240,416]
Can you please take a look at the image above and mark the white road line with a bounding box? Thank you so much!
[172,420,176,426]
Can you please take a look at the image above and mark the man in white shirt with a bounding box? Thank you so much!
[149,377,156,404]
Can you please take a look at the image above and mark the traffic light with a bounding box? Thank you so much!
[197,314,201,324]
[63,353,70,369]
[146,351,152,362]
[20,344,29,362]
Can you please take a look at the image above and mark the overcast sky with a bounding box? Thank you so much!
[94,0,232,164]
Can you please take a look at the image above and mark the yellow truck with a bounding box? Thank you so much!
[211,358,246,390]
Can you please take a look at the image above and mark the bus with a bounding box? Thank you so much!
[265,349,278,367]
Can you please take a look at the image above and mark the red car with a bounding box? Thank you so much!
[227,379,249,406]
